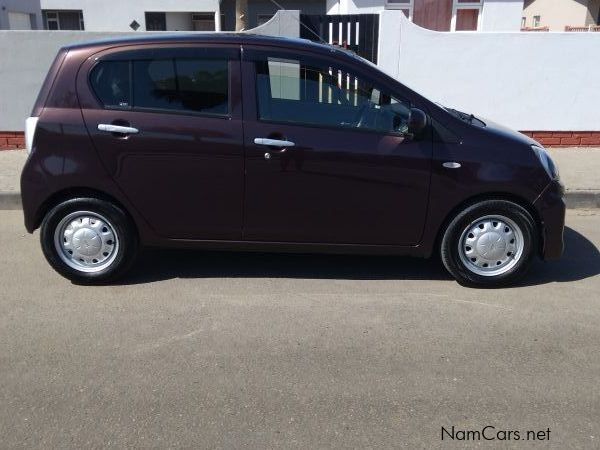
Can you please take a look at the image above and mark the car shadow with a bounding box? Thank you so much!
[123,250,451,285]
[118,226,599,287]
[520,226,600,286]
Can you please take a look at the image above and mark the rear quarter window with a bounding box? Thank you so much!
[90,61,131,108]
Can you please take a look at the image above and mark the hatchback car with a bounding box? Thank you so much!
[21,33,565,287]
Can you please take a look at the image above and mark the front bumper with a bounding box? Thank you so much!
[533,179,566,260]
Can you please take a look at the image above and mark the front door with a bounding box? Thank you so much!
[241,49,432,246]
[78,45,244,240]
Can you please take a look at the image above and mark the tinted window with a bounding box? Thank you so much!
[133,58,228,114]
[90,61,130,108]
[133,59,177,110]
[91,57,229,115]
[175,59,228,113]
[256,58,410,134]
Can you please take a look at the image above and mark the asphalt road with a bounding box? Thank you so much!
[1,210,599,449]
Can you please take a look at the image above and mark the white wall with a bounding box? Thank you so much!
[378,11,600,131]
[0,11,299,131]
[327,0,382,15]
[481,0,524,31]
[40,0,219,31]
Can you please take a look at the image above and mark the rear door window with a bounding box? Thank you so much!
[90,55,229,115]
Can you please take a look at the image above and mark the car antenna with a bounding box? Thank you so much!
[265,0,331,46]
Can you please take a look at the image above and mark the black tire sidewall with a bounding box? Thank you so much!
[40,198,137,284]
[441,200,537,287]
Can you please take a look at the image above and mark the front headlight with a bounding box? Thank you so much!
[532,145,559,180]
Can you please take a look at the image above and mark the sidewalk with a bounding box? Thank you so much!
[1,148,599,209]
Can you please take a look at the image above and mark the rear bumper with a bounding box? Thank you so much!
[533,179,566,260]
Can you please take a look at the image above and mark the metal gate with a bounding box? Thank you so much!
[299,14,380,64]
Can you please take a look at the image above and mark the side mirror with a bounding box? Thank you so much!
[407,108,427,138]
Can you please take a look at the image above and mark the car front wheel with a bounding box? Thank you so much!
[440,199,537,287]
[40,198,137,284]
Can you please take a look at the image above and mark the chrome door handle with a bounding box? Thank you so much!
[98,124,139,134]
[442,162,461,169]
[254,138,295,147]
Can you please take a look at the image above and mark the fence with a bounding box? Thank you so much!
[0,11,299,136]
[378,11,600,133]
[2,10,600,139]
[520,26,549,32]
[564,25,600,32]
[300,14,379,64]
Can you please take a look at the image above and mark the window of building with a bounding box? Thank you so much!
[42,10,84,30]
[145,12,166,31]
[7,12,33,30]
[521,16,526,28]
[255,57,411,135]
[385,0,413,20]
[533,15,541,27]
[191,13,216,31]
[90,58,229,115]
[451,0,482,31]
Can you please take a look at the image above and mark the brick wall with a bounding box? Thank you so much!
[0,132,25,150]
[1,130,600,151]
[521,132,600,147]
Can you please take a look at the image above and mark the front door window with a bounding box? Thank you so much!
[255,57,411,136]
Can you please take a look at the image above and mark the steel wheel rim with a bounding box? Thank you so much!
[458,215,524,277]
[53,211,119,273]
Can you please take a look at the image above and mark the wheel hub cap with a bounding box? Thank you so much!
[54,212,119,273]
[458,215,524,277]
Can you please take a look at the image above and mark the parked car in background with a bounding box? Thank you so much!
[21,33,565,287]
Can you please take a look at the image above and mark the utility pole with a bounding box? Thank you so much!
[235,0,248,31]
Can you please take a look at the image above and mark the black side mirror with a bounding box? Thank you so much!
[407,108,427,138]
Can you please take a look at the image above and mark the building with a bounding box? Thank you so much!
[522,0,600,30]
[0,0,42,29]
[35,0,523,33]
[38,0,324,32]
[39,0,221,31]
[220,0,324,31]
[327,0,525,31]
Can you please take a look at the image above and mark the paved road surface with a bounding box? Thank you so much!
[1,210,599,448]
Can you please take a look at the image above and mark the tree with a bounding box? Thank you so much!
[235,0,248,31]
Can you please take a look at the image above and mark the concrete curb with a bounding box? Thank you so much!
[0,193,22,210]
[1,191,599,211]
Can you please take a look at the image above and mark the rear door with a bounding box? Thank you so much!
[77,44,243,240]
[241,47,432,245]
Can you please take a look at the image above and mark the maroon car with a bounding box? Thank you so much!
[21,34,565,286]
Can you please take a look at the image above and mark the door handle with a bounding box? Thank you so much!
[98,124,139,135]
[254,138,295,147]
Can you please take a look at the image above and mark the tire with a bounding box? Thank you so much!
[40,197,138,284]
[440,199,537,287]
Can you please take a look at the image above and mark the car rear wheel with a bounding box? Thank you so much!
[40,198,137,284]
[440,200,537,287]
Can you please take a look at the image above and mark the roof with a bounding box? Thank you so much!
[64,32,337,54]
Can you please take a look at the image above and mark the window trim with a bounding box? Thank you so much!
[88,57,233,119]
[451,0,483,32]
[252,58,414,138]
